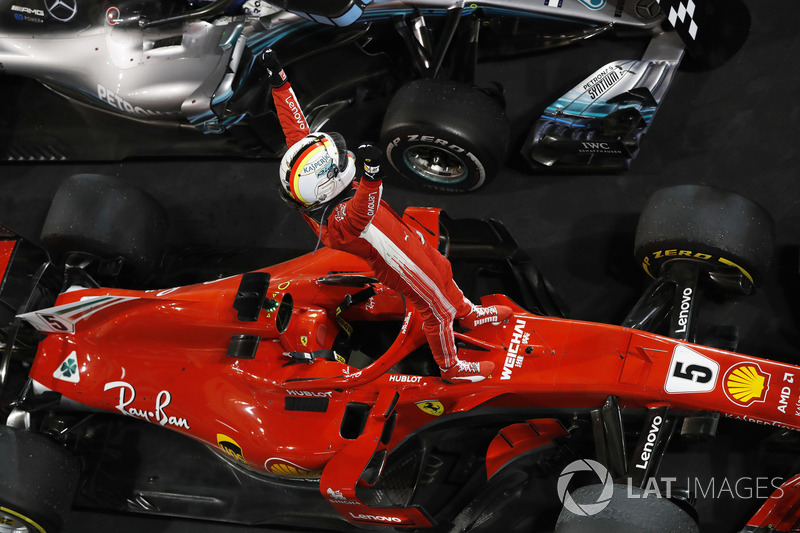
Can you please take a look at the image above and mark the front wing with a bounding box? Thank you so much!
[522,29,684,171]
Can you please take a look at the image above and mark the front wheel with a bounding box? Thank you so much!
[634,185,774,289]
[380,79,510,193]
[555,483,699,533]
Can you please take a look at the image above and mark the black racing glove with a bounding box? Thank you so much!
[260,49,287,88]
[357,144,383,182]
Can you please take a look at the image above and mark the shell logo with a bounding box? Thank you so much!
[264,458,321,479]
[724,362,770,406]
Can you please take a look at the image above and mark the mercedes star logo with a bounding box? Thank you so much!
[635,0,661,19]
[45,0,78,22]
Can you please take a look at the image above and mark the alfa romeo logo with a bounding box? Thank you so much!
[45,0,77,22]
[557,459,614,516]
[60,359,77,378]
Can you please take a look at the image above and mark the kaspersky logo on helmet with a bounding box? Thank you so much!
[302,152,332,175]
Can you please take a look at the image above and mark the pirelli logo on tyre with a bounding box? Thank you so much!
[641,249,754,284]
[724,362,770,407]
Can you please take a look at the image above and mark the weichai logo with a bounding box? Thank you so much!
[724,362,770,407]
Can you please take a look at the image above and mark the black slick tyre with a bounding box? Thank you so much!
[40,174,168,277]
[634,185,774,288]
[0,426,79,532]
[380,79,509,193]
[555,484,699,533]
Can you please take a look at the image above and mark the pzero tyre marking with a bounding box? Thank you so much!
[634,185,774,288]
[641,250,754,284]
[381,79,509,193]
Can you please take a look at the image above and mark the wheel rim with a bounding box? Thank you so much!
[402,144,468,184]
[0,509,38,533]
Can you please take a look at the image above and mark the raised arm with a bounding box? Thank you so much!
[337,144,384,236]
[262,50,309,147]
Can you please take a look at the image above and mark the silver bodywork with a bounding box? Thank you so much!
[0,11,250,129]
[409,0,652,27]
[0,0,663,132]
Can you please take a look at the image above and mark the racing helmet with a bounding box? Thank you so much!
[279,132,355,211]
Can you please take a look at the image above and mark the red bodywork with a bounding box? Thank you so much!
[20,209,800,528]
[748,474,800,531]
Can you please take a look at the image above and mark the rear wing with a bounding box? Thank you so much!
[0,236,16,295]
[0,225,60,386]
[0,225,57,324]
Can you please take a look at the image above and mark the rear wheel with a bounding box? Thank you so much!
[634,185,774,289]
[0,426,78,533]
[40,174,168,279]
[380,79,509,193]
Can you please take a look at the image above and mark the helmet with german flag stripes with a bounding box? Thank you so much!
[279,132,355,211]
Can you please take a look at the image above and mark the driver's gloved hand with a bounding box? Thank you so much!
[260,49,287,88]
[357,144,383,182]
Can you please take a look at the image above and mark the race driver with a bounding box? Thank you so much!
[264,51,511,383]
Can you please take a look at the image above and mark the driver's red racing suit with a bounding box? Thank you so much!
[320,179,472,369]
[270,64,473,368]
[271,70,309,146]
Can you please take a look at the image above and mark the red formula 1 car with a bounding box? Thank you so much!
[0,177,798,533]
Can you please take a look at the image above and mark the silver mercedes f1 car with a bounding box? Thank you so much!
[0,0,749,191]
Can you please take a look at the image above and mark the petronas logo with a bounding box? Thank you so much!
[53,351,80,383]
[724,362,769,407]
